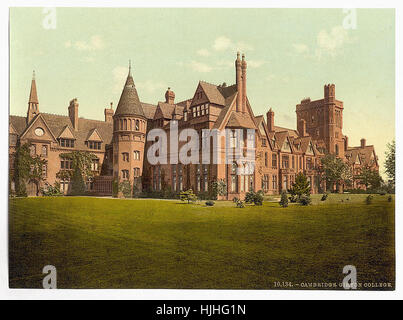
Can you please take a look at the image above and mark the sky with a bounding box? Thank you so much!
[10,8,395,175]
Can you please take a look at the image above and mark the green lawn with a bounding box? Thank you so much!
[9,194,395,289]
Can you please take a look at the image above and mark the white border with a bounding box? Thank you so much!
[0,0,401,300]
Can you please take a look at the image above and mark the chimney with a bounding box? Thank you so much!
[105,102,114,123]
[235,52,242,112]
[298,119,307,137]
[165,87,175,104]
[360,138,366,148]
[68,98,79,131]
[344,135,348,151]
[241,54,247,113]
[266,108,274,132]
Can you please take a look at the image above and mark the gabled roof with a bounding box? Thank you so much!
[273,125,299,138]
[86,128,103,142]
[9,116,27,135]
[141,102,157,120]
[226,112,256,128]
[156,102,176,119]
[58,125,76,139]
[198,81,226,106]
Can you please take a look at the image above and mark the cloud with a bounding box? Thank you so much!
[197,49,211,57]
[213,36,232,51]
[316,26,349,58]
[292,43,309,54]
[65,35,105,51]
[189,61,213,73]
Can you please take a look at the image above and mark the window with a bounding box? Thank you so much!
[60,159,73,170]
[262,174,269,191]
[133,168,140,177]
[335,144,339,156]
[283,175,288,190]
[205,104,209,115]
[135,120,139,131]
[262,138,267,147]
[230,130,237,148]
[122,170,129,179]
[184,111,188,121]
[282,155,289,168]
[88,141,101,150]
[9,134,17,146]
[41,145,48,157]
[91,159,99,171]
[172,176,177,191]
[42,164,47,178]
[29,144,36,156]
[196,105,200,117]
[292,156,295,169]
[60,179,70,192]
[272,154,277,168]
[272,175,277,190]
[178,175,183,191]
[231,162,238,192]
[306,157,313,170]
[60,138,75,148]
[201,104,205,116]
[122,153,129,162]
[196,175,201,192]
[203,175,208,191]
[134,150,140,160]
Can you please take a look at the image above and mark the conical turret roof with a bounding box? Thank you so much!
[115,64,145,117]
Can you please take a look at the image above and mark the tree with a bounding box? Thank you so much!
[288,172,310,202]
[70,166,86,195]
[279,190,288,208]
[180,189,197,203]
[245,190,264,206]
[355,165,383,190]
[211,179,227,200]
[385,140,395,188]
[320,154,352,192]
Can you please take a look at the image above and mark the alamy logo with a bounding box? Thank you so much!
[42,265,57,289]
[342,265,357,290]
[146,121,256,174]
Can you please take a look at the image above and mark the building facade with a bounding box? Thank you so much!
[9,53,379,198]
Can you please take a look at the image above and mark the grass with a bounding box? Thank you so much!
[9,194,395,289]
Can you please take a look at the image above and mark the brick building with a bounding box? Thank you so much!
[9,53,379,198]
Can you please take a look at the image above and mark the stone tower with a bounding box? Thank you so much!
[27,71,39,124]
[112,62,147,191]
[296,83,344,157]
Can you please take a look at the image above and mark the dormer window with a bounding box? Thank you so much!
[87,141,101,150]
[60,138,74,148]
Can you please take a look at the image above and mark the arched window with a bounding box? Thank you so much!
[124,119,127,130]
[135,120,139,131]
[335,144,339,156]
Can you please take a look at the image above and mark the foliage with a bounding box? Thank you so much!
[112,179,119,198]
[180,189,197,203]
[13,143,47,197]
[211,180,227,200]
[366,195,373,205]
[57,151,97,181]
[289,173,311,202]
[384,140,395,187]
[205,200,215,206]
[244,190,264,206]
[232,197,239,203]
[70,166,86,196]
[355,165,383,191]
[299,194,312,206]
[379,190,386,196]
[41,182,63,197]
[132,177,142,198]
[388,195,392,202]
[119,180,132,198]
[321,193,329,201]
[279,190,288,208]
[235,199,245,208]
[320,154,353,191]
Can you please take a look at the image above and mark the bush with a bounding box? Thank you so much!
[41,182,63,197]
[379,190,387,196]
[205,200,215,206]
[388,195,392,202]
[119,180,132,198]
[289,194,298,203]
[279,191,288,208]
[70,166,86,196]
[244,190,264,206]
[366,195,373,205]
[232,197,239,203]
[180,189,197,203]
[299,194,312,206]
[235,199,245,208]
[321,193,329,201]
[112,179,119,198]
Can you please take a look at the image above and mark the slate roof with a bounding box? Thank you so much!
[115,73,145,117]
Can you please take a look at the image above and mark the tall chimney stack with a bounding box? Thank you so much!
[241,54,247,113]
[235,52,242,112]
[68,98,79,131]
[266,108,274,132]
[105,102,114,123]
[360,138,366,148]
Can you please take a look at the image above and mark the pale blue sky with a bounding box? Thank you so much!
[10,8,395,174]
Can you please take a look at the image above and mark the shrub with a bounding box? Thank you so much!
[388,195,392,202]
[112,179,119,198]
[379,190,387,196]
[321,193,329,201]
[211,180,227,200]
[119,180,132,198]
[235,199,245,208]
[41,182,63,197]
[70,166,86,196]
[366,195,373,205]
[232,197,239,203]
[205,200,215,206]
[299,194,312,206]
[289,194,298,203]
[279,191,288,208]
[244,190,264,206]
[180,189,197,203]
